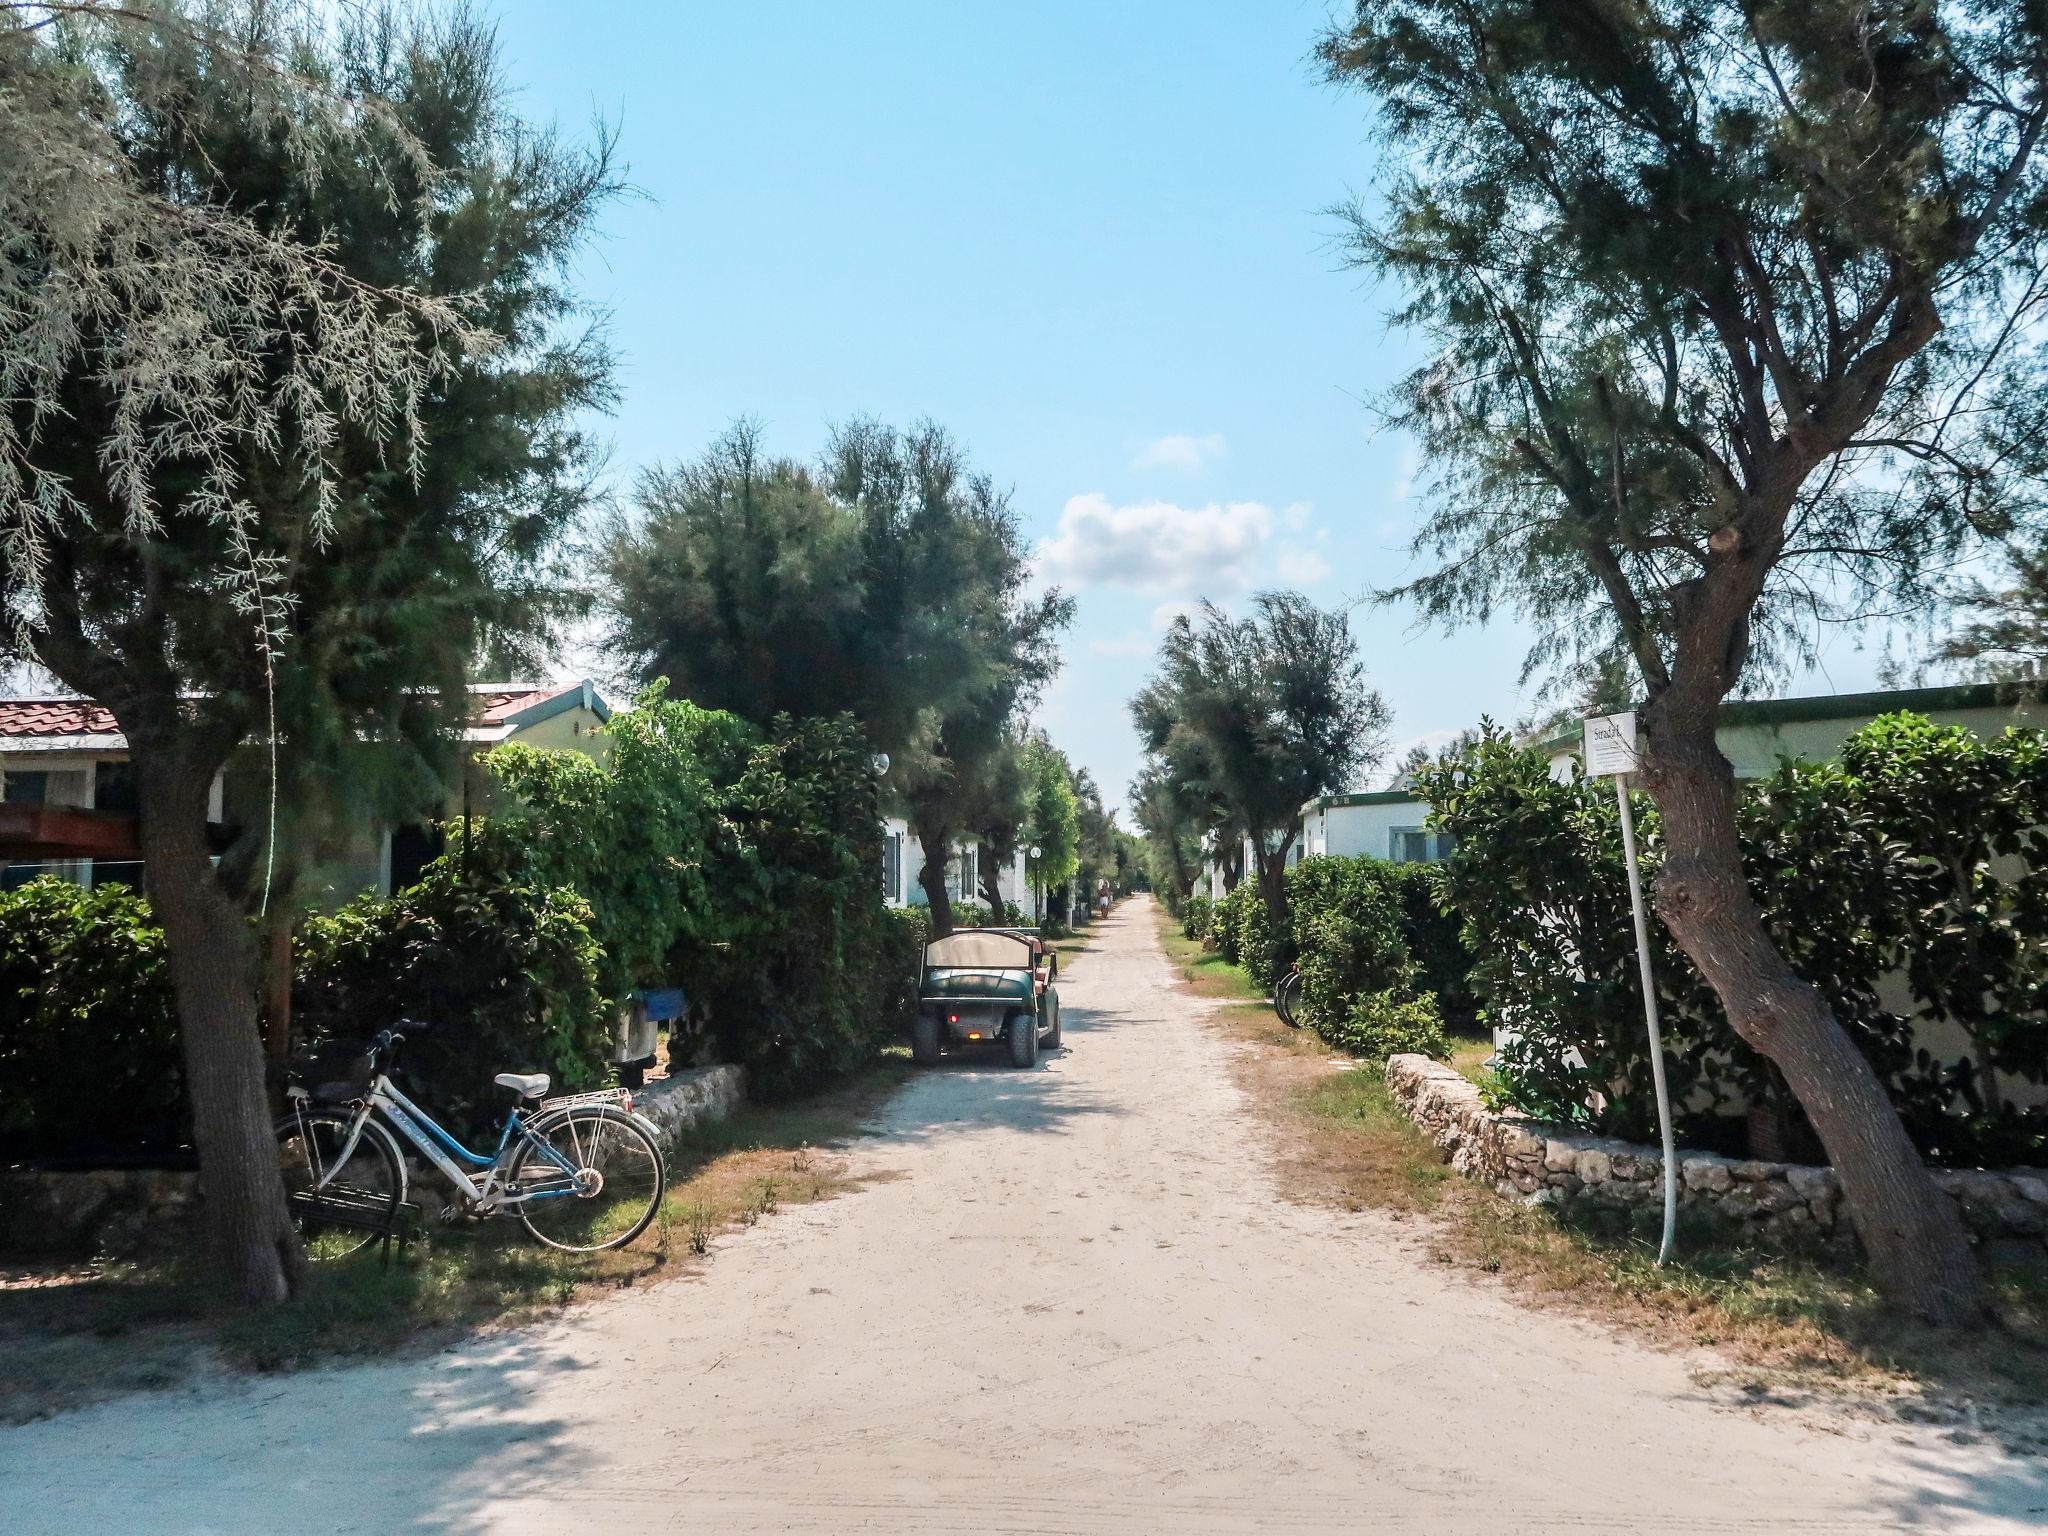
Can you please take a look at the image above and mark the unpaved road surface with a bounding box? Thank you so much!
[4,898,2046,1532]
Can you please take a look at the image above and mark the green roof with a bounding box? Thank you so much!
[1534,679,2048,757]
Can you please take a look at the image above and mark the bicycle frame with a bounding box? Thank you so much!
[311,1074,583,1211]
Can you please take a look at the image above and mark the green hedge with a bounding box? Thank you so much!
[0,879,184,1161]
[1179,893,1213,943]
[1282,855,1454,1062]
[294,856,612,1140]
[1414,714,2048,1165]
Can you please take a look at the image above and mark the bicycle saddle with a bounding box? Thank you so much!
[495,1072,550,1099]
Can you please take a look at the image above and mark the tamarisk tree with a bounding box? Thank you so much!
[1131,593,1386,935]
[2,2,612,1303]
[1322,0,2048,1321]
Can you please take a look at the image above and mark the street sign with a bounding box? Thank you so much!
[1583,711,1638,777]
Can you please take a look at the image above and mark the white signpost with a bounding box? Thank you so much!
[1583,711,1679,1267]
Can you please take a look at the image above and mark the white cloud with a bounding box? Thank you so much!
[1089,629,1158,659]
[1274,548,1331,586]
[1133,433,1226,472]
[1037,493,1275,597]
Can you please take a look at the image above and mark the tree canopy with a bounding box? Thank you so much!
[1131,591,1386,927]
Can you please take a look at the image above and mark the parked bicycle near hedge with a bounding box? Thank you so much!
[276,1026,665,1257]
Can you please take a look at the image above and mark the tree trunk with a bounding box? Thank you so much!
[979,841,1006,919]
[1254,832,1294,939]
[1641,711,1980,1326]
[913,816,955,936]
[133,748,306,1306]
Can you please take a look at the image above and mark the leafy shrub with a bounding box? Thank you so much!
[1234,882,1287,992]
[1179,893,1213,942]
[1286,856,1412,1033]
[1415,715,2048,1163]
[677,712,902,1099]
[0,878,185,1160]
[1211,883,1255,965]
[1326,992,1451,1061]
[295,856,611,1140]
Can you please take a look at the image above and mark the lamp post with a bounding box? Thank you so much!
[1028,845,1042,927]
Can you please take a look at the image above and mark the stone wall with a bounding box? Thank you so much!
[630,1062,746,1155]
[1384,1053,2048,1255]
[0,1166,200,1256]
[0,1064,748,1255]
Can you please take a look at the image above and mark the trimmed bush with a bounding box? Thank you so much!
[1179,893,1213,943]
[294,858,611,1139]
[1415,714,2048,1164]
[0,878,185,1160]
[1321,992,1451,1061]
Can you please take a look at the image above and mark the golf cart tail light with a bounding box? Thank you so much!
[948,1013,959,1023]
[967,1032,982,1040]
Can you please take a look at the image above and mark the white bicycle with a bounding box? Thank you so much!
[276,1026,666,1256]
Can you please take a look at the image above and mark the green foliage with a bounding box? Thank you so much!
[295,859,611,1141]
[1418,716,2048,1163]
[1322,993,1452,1063]
[1286,856,1410,1030]
[1211,884,1256,967]
[1322,1,2048,703]
[674,711,904,1099]
[1281,854,1469,1062]
[1179,894,1214,943]
[1131,593,1387,936]
[1022,733,1082,902]
[1234,879,1284,992]
[0,879,184,1159]
[483,685,723,1005]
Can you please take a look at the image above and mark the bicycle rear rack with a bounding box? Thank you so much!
[537,1086,634,1115]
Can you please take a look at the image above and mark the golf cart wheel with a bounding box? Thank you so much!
[1007,1008,1038,1068]
[912,1010,941,1065]
[1040,992,1061,1050]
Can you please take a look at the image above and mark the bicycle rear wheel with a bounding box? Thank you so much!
[275,1107,405,1260]
[510,1106,665,1252]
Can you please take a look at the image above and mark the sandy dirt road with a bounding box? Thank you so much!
[3,896,2046,1532]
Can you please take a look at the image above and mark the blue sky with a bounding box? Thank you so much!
[493,1,1891,815]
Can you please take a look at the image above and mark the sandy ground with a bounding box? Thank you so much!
[4,897,2047,1533]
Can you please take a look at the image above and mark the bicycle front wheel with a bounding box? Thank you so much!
[275,1107,405,1261]
[511,1106,665,1252]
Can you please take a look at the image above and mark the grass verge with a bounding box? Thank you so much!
[0,1053,911,1423]
[1153,903,2048,1448]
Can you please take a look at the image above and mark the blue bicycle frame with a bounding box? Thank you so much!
[315,1073,587,1210]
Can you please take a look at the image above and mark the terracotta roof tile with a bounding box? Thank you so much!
[0,698,118,737]
[0,684,584,742]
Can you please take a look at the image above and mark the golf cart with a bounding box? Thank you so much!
[914,928,1061,1067]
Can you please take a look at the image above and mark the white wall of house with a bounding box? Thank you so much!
[1299,792,1453,864]
[881,816,1037,919]
[1542,683,2048,782]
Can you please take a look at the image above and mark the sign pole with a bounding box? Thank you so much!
[1584,713,1678,1267]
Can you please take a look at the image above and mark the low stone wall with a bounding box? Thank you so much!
[0,1166,200,1255]
[632,1062,746,1154]
[1,1064,748,1255]
[1383,1053,2048,1255]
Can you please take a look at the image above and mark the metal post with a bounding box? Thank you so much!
[1614,773,1679,1266]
